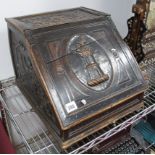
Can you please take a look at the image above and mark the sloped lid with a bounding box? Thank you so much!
[30,15,147,129]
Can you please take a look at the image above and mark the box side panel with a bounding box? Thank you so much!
[7,25,61,136]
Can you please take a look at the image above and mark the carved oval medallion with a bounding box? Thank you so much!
[67,34,113,91]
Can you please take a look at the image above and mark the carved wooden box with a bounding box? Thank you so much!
[6,7,147,149]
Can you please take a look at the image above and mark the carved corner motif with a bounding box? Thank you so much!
[111,49,130,85]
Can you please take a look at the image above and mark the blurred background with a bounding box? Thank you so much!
[0,0,136,80]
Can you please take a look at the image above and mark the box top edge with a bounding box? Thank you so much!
[6,7,110,32]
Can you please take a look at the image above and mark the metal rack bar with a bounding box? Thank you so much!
[69,105,155,153]
[0,62,155,154]
[0,95,34,154]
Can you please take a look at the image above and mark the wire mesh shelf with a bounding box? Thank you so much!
[0,83,59,154]
[0,62,155,154]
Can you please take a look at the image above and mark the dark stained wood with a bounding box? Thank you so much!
[6,7,147,150]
